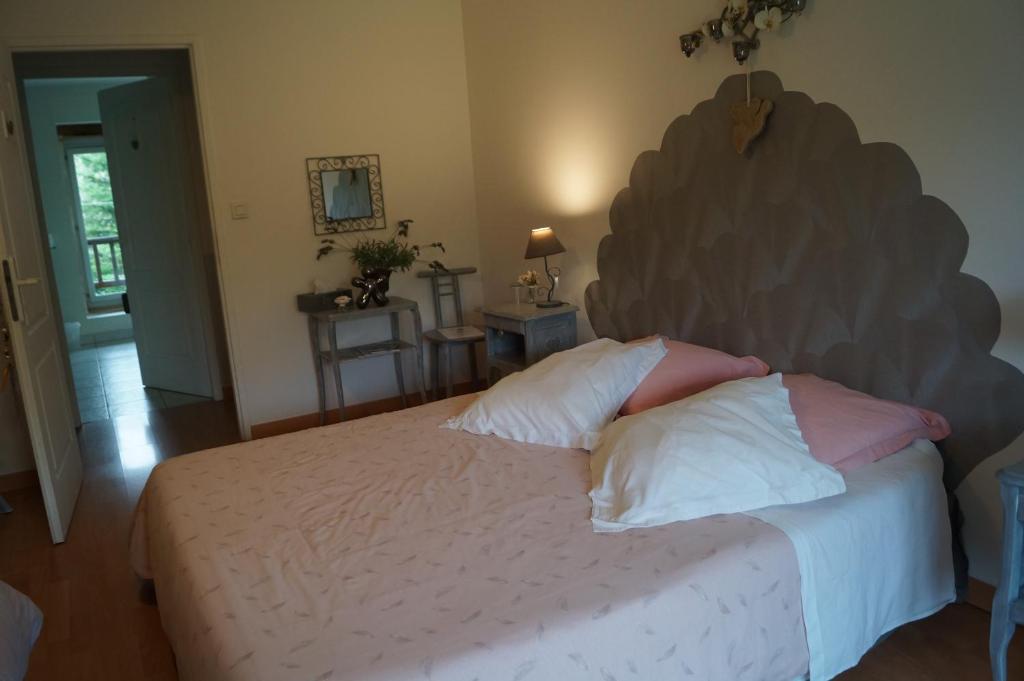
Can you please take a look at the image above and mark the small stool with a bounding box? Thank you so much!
[417,267,484,400]
[991,460,1024,681]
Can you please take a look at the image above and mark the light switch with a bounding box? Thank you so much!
[230,202,249,220]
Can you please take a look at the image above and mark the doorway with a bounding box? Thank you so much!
[14,51,233,425]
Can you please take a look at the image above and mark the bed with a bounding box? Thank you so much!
[131,71,1024,681]
[132,395,951,681]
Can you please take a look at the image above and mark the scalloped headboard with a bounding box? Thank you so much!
[585,71,1024,489]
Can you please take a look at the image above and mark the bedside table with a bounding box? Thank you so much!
[483,302,578,382]
[992,460,1024,681]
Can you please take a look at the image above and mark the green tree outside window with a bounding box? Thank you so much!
[73,151,126,295]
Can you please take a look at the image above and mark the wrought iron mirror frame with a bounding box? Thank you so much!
[307,153,386,235]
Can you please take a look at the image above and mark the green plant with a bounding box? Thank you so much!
[316,219,446,272]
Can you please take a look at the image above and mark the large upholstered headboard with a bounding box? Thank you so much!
[585,71,1024,490]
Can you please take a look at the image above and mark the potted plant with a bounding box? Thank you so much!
[316,219,446,308]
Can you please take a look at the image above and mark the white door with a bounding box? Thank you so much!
[0,43,83,543]
[98,78,214,398]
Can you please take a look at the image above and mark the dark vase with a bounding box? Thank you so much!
[351,267,392,309]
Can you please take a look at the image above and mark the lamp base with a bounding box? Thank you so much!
[536,300,565,308]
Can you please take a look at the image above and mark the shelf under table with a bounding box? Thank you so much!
[318,339,416,362]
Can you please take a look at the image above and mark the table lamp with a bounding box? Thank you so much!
[524,226,565,308]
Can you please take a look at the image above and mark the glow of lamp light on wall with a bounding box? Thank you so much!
[555,161,601,216]
[541,121,611,217]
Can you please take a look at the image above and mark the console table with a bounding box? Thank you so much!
[307,297,426,424]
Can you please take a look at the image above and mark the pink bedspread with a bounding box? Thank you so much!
[131,396,809,681]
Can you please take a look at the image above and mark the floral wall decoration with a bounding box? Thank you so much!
[679,1,807,154]
[679,0,807,65]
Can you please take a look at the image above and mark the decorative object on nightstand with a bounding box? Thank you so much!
[515,270,541,304]
[991,460,1024,681]
[417,267,484,400]
[305,296,426,424]
[483,302,578,383]
[524,226,566,308]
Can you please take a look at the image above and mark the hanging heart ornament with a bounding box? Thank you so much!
[730,96,774,154]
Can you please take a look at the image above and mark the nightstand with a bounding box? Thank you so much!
[483,302,578,382]
[991,460,1024,681]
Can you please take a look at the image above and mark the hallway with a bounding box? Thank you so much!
[70,340,211,423]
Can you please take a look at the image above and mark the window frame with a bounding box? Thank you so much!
[63,136,125,311]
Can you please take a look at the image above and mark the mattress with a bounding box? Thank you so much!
[132,395,809,681]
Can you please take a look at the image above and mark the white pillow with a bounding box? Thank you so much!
[444,337,667,449]
[590,373,846,532]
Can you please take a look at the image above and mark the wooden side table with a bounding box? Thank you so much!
[992,460,1024,681]
[307,296,426,424]
[483,302,578,382]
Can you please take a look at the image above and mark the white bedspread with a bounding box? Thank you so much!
[749,439,955,681]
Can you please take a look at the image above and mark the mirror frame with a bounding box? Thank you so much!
[307,154,386,234]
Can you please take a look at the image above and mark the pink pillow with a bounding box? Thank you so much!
[620,337,770,415]
[783,374,951,473]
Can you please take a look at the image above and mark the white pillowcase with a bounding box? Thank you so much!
[444,337,667,450]
[590,373,846,532]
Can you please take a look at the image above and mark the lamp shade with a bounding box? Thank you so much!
[524,226,566,260]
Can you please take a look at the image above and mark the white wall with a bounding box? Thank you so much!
[1,0,484,430]
[461,0,1024,585]
[23,78,140,344]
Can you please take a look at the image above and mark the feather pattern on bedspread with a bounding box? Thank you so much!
[131,396,809,681]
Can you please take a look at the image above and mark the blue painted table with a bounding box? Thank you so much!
[992,460,1024,681]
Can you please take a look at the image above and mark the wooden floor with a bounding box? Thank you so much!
[1,398,1022,681]
[0,399,240,681]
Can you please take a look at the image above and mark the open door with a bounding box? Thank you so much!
[98,78,215,398]
[0,43,83,544]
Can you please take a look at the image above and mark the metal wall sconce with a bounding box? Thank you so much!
[679,0,806,65]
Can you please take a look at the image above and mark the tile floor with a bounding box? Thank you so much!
[70,340,210,423]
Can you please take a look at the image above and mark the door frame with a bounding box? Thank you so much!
[3,35,249,436]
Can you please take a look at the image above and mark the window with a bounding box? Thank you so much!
[65,138,126,310]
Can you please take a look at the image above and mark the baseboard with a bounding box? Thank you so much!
[250,382,477,439]
[966,576,995,612]
[0,469,37,494]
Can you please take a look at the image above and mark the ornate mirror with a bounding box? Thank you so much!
[307,154,386,234]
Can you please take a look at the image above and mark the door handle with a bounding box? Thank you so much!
[1,259,19,322]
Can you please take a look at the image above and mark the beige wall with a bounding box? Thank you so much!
[2,0,483,430]
[461,0,1024,585]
